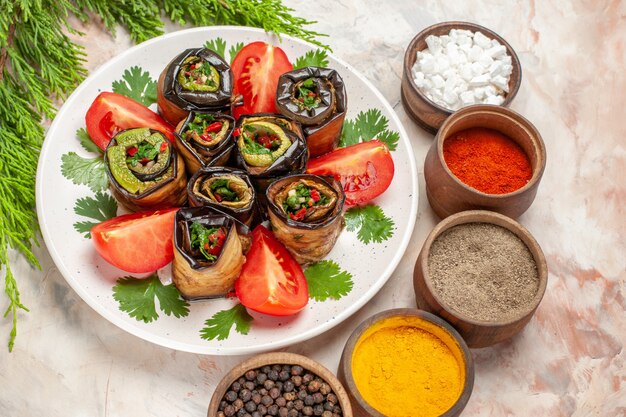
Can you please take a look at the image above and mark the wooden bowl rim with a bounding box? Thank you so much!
[207,352,353,417]
[340,308,474,417]
[435,104,547,198]
[418,210,548,327]
[402,21,522,115]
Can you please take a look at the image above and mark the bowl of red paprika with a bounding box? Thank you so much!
[423,104,546,218]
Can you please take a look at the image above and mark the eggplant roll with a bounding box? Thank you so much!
[157,48,233,126]
[105,128,187,212]
[172,207,249,300]
[276,67,347,158]
[174,112,235,175]
[187,167,257,226]
[233,114,308,192]
[266,174,345,265]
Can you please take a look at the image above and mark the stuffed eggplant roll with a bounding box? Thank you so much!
[187,167,257,226]
[233,114,308,192]
[175,112,235,175]
[172,207,248,300]
[276,67,347,157]
[157,48,233,126]
[266,174,345,265]
[105,128,187,212]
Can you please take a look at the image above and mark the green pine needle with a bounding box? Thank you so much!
[113,274,190,323]
[200,303,253,341]
[111,66,157,106]
[293,49,329,69]
[344,204,395,244]
[304,260,353,301]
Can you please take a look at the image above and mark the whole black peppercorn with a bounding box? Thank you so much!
[307,380,321,393]
[272,364,282,372]
[323,402,333,411]
[264,380,275,390]
[322,411,333,417]
[233,399,244,411]
[303,405,314,416]
[224,405,235,417]
[240,389,252,402]
[283,381,295,393]
[286,400,294,409]
[332,405,341,413]
[297,390,307,400]
[252,393,261,405]
[304,395,315,406]
[269,387,281,399]
[294,399,304,410]
[261,395,273,406]
[312,392,324,404]
[232,382,242,392]
[217,412,226,417]
[256,373,267,385]
[268,404,279,416]
[313,404,324,416]
[278,370,290,381]
[326,394,337,404]
[292,375,302,387]
[225,391,238,402]
[291,366,303,376]
[252,412,261,417]
[319,383,331,395]
[238,377,246,385]
[257,405,267,415]
[259,388,268,396]
[244,381,255,391]
[236,408,246,417]
[288,410,298,417]
[278,407,289,417]
[275,397,286,407]
[302,373,313,384]
[245,401,256,413]
[268,370,279,381]
[275,381,284,391]
[245,370,257,381]
[220,400,228,410]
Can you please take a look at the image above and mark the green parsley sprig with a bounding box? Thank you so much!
[200,303,253,341]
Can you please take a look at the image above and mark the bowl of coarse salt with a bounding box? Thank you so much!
[401,21,522,133]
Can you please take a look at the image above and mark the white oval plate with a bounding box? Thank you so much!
[36,27,418,355]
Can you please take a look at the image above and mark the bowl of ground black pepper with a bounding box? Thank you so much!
[338,308,474,417]
[413,210,548,348]
[208,352,352,417]
[423,104,546,219]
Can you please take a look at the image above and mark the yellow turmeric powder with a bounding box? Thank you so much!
[351,316,465,417]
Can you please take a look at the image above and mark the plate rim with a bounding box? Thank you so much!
[36,26,419,355]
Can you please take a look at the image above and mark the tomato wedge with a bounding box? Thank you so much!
[91,208,178,273]
[306,140,395,205]
[86,92,175,150]
[235,225,308,316]
[231,42,293,119]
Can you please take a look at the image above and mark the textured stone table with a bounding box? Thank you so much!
[1,1,624,415]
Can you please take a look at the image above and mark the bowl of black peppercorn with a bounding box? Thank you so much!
[208,352,353,417]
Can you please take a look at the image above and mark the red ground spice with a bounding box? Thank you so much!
[443,127,532,194]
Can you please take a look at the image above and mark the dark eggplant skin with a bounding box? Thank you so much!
[187,167,258,226]
[174,111,236,175]
[104,128,187,212]
[275,67,347,158]
[157,48,233,126]
[172,206,251,300]
[233,113,308,193]
[266,174,345,265]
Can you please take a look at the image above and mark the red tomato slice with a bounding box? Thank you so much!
[231,42,293,119]
[306,140,395,205]
[91,208,178,273]
[86,92,175,150]
[235,225,308,316]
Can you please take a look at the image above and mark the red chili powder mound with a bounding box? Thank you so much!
[443,127,532,194]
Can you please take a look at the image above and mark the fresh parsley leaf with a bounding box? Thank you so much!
[229,42,244,64]
[344,204,395,244]
[61,152,108,192]
[111,66,157,106]
[72,192,118,238]
[293,49,329,69]
[204,37,227,59]
[304,260,353,301]
[76,128,102,154]
[113,275,190,323]
[200,304,253,341]
[338,109,400,151]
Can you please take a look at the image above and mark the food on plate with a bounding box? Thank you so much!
[174,111,236,175]
[158,47,233,125]
[306,139,394,206]
[276,66,347,157]
[187,167,257,226]
[91,208,178,273]
[86,92,175,151]
[104,127,187,211]
[233,114,308,192]
[266,174,345,265]
[172,207,249,300]
[231,42,293,119]
[235,225,308,316]
[411,29,513,110]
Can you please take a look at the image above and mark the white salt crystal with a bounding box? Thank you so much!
[485,95,504,105]
[492,75,509,92]
[425,35,443,55]
[413,71,425,87]
[443,89,459,105]
[431,74,445,89]
[473,87,486,99]
[473,31,492,49]
[460,64,474,81]
[478,53,494,68]
[460,91,476,104]
[469,73,491,86]
[488,61,503,77]
[486,45,507,58]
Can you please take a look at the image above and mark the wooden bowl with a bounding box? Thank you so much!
[424,104,546,219]
[208,352,353,417]
[338,308,474,417]
[401,21,522,133]
[413,210,548,348]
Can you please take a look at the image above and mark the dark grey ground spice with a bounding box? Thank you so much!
[427,222,539,322]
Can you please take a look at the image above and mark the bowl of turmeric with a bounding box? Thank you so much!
[423,104,546,219]
[338,308,473,417]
